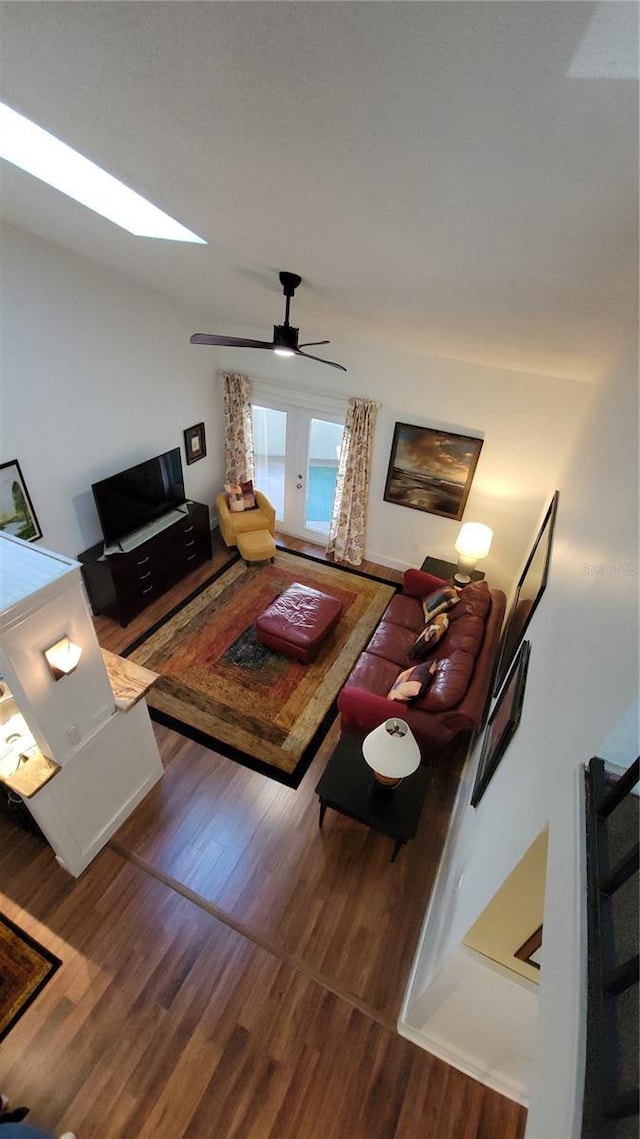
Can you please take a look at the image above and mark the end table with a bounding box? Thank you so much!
[314,733,430,861]
[419,556,485,585]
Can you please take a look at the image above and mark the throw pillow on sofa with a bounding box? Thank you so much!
[241,478,257,509]
[408,612,449,661]
[421,585,460,622]
[387,660,436,703]
[224,483,245,512]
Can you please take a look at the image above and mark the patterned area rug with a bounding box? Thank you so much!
[0,913,61,1041]
[125,549,396,785]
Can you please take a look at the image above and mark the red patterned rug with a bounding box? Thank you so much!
[124,549,396,786]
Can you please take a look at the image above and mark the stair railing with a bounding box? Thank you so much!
[582,754,639,1137]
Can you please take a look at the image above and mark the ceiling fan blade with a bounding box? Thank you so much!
[294,348,346,372]
[298,340,330,348]
[190,333,275,349]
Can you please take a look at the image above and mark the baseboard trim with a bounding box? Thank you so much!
[397,1019,529,1106]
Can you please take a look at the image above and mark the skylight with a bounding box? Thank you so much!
[0,102,206,243]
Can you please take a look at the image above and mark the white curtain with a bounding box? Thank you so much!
[221,372,255,483]
[327,397,380,565]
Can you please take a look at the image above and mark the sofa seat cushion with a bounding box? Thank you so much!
[345,650,401,698]
[379,594,425,633]
[365,621,419,668]
[226,507,272,535]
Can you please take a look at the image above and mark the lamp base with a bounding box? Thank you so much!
[453,572,471,585]
[372,771,403,789]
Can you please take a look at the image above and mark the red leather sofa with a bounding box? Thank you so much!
[337,569,506,764]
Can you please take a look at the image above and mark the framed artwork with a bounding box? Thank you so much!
[0,460,42,542]
[471,639,531,807]
[515,925,543,971]
[184,422,206,465]
[383,422,483,520]
[494,491,559,694]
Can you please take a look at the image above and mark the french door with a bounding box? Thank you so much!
[251,390,344,542]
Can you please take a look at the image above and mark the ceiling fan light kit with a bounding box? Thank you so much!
[190,270,346,371]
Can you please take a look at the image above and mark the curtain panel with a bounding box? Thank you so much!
[327,397,380,566]
[221,372,255,484]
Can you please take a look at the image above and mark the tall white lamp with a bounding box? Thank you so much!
[362,718,421,788]
[454,523,493,585]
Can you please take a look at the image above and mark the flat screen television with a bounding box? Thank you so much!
[92,447,186,546]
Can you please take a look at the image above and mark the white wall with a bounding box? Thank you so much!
[1,222,226,559]
[218,340,590,592]
[400,338,639,1134]
[2,218,590,592]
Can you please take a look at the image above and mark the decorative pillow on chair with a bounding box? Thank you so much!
[421,585,460,622]
[408,612,449,661]
[387,660,436,703]
[241,479,257,509]
[224,483,245,512]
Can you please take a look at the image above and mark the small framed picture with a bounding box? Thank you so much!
[184,422,206,465]
[0,459,42,542]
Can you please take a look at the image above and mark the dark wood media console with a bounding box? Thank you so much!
[79,501,212,626]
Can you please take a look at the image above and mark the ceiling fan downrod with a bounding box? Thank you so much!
[279,271,302,327]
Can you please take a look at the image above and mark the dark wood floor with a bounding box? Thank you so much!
[0,532,527,1138]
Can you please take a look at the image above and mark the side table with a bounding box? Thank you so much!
[314,733,430,861]
[419,556,485,584]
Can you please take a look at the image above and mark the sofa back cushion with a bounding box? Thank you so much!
[443,613,486,658]
[418,650,477,713]
[447,579,491,622]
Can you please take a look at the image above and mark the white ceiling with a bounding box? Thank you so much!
[1,1,637,382]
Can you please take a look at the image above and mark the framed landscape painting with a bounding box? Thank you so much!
[0,460,42,542]
[383,422,483,520]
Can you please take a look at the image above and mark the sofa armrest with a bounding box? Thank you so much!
[215,491,235,547]
[402,568,448,599]
[254,490,276,536]
[337,686,453,760]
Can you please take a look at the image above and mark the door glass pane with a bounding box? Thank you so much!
[252,405,286,520]
[305,418,343,535]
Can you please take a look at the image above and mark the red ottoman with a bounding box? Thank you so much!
[255,582,343,663]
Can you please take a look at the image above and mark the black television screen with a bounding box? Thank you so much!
[92,448,186,545]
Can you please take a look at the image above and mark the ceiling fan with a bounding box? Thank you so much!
[190,271,346,372]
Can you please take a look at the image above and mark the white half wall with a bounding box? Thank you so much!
[400,338,639,1135]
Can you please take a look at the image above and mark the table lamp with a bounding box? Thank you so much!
[454,523,493,585]
[362,718,421,788]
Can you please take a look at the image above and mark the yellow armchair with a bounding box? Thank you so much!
[215,489,276,549]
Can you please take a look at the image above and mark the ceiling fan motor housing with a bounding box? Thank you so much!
[273,323,299,349]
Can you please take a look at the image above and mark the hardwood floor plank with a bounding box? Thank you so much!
[0,533,527,1138]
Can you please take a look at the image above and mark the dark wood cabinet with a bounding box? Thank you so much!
[78,501,212,626]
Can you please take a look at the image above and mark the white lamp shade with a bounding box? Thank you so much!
[362,718,421,779]
[454,523,493,561]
